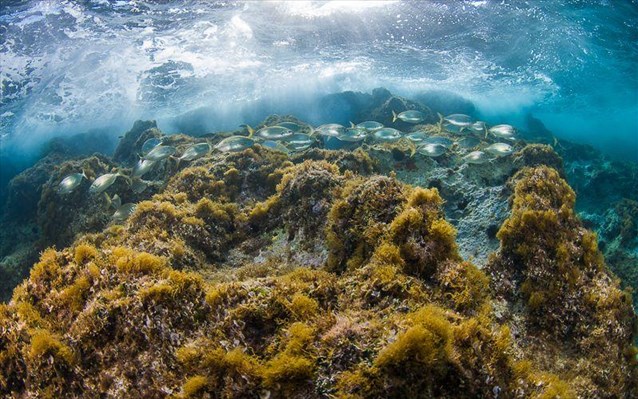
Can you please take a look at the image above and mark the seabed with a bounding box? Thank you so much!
[0,90,636,398]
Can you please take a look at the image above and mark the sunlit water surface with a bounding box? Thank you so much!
[1,0,637,160]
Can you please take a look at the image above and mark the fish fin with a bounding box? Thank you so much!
[436,113,444,134]
[112,194,121,209]
[392,110,398,123]
[246,125,255,138]
[350,121,356,128]
[104,192,111,209]
[118,172,132,185]
[81,169,88,180]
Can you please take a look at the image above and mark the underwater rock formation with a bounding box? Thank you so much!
[0,147,76,301]
[557,141,638,303]
[513,144,564,176]
[112,120,160,166]
[486,166,637,397]
[317,87,437,129]
[0,83,636,396]
[413,90,476,118]
[0,135,635,397]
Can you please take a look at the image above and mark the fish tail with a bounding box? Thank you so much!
[392,110,398,123]
[246,125,255,138]
[436,112,444,134]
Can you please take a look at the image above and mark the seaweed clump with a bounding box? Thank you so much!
[487,166,637,397]
[513,143,565,176]
[0,152,635,398]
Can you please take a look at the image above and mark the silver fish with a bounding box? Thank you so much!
[463,151,490,164]
[417,143,447,157]
[372,127,402,142]
[285,133,314,146]
[457,136,481,149]
[423,136,454,148]
[179,143,211,161]
[285,133,314,151]
[144,145,177,161]
[315,124,345,137]
[132,159,156,178]
[444,114,473,127]
[89,173,129,195]
[337,127,367,142]
[288,143,313,152]
[215,136,255,152]
[405,131,429,143]
[392,110,425,124]
[112,203,137,223]
[57,172,86,195]
[111,193,122,209]
[257,126,293,140]
[485,143,514,157]
[261,140,290,153]
[277,121,303,132]
[488,124,516,140]
[469,121,487,133]
[131,178,149,194]
[355,121,383,131]
[141,137,162,155]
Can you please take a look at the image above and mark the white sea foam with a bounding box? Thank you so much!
[0,1,636,160]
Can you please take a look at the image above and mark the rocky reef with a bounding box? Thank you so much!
[1,123,637,398]
[0,89,636,397]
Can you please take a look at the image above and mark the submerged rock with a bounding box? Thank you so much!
[486,166,636,397]
[112,120,160,166]
[0,136,635,398]
[0,91,636,397]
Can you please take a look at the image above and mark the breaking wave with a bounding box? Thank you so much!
[1,0,637,159]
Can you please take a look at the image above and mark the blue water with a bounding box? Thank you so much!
[1,0,637,161]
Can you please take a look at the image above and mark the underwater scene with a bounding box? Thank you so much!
[1,1,637,398]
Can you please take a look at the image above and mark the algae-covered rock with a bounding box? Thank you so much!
[487,166,637,397]
[1,145,634,398]
[36,154,119,248]
[112,119,159,165]
[3,151,68,223]
[0,108,636,399]
[513,143,564,175]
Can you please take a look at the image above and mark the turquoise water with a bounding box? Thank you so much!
[1,3,638,395]
[1,0,636,162]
